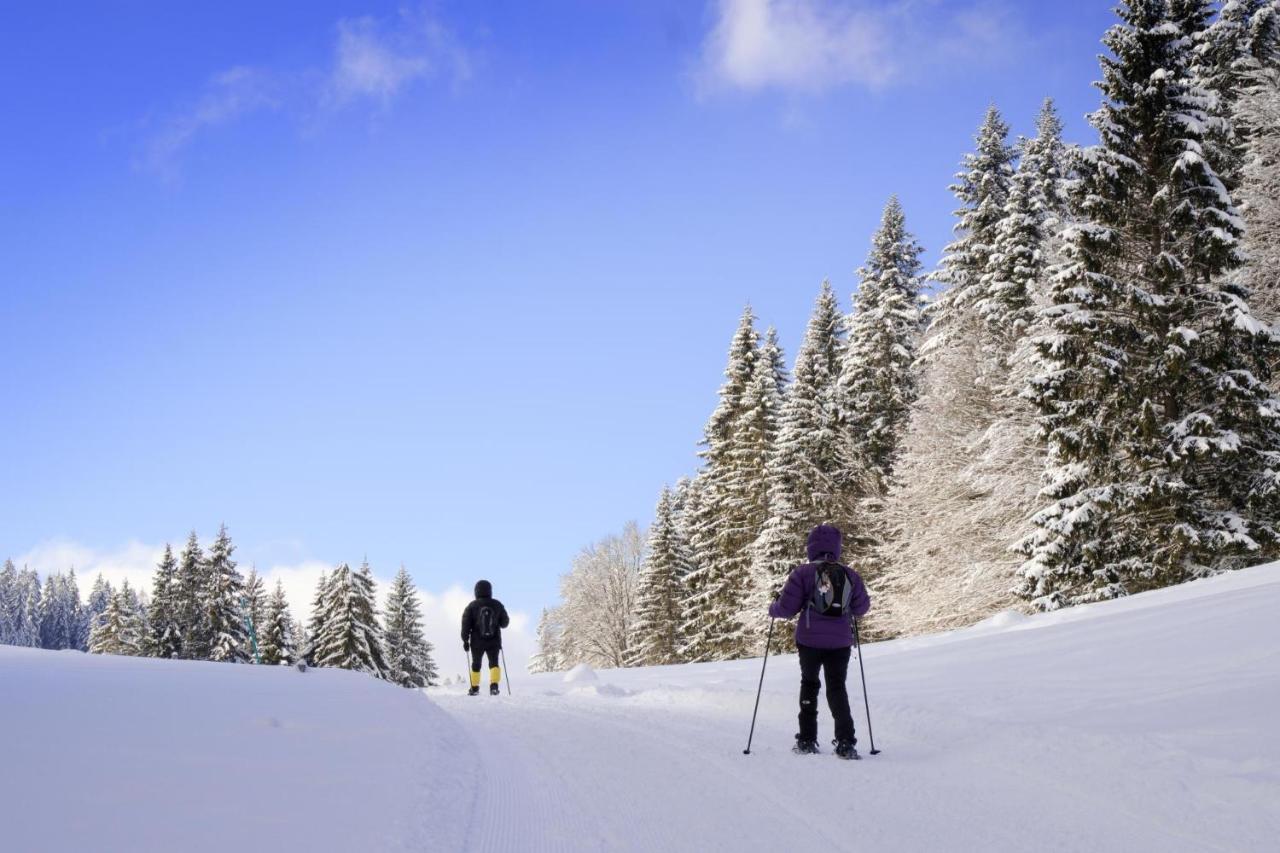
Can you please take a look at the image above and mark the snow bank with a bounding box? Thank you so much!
[562,662,597,683]
[0,651,476,852]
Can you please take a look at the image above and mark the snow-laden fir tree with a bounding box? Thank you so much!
[679,308,763,662]
[176,531,208,659]
[243,567,266,660]
[748,282,847,649]
[876,103,1067,637]
[10,567,43,647]
[838,195,925,495]
[927,105,1016,339]
[307,569,331,645]
[629,487,693,666]
[84,573,114,649]
[382,565,437,688]
[312,562,387,678]
[258,580,296,666]
[147,546,183,659]
[0,559,18,645]
[203,525,248,663]
[121,579,148,645]
[39,570,82,651]
[1020,0,1280,608]
[88,588,145,656]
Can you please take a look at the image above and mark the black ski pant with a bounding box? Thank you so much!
[470,645,499,673]
[797,644,856,744]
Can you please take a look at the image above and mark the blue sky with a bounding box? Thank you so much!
[1,0,1117,652]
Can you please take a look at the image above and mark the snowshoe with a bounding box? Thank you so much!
[490,682,501,696]
[467,686,480,696]
[833,740,861,760]
[792,738,820,755]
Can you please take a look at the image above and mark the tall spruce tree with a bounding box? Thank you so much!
[312,562,387,678]
[679,308,762,662]
[928,105,1016,339]
[258,580,296,666]
[204,525,248,663]
[629,487,693,666]
[84,573,114,649]
[1020,0,1280,608]
[39,571,81,651]
[243,567,267,661]
[838,195,925,495]
[876,103,1063,637]
[382,566,437,688]
[749,282,848,650]
[148,546,183,659]
[176,531,208,659]
[0,559,16,645]
[12,568,43,647]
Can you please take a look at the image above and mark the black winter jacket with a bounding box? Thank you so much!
[461,580,509,649]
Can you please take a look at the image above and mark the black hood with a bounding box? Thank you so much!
[474,579,492,598]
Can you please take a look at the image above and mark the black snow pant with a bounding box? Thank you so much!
[797,644,856,744]
[470,645,499,673]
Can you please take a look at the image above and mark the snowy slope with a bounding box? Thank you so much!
[4,564,1278,852]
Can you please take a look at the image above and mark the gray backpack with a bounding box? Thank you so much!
[811,561,852,616]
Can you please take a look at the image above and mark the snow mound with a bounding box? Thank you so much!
[562,663,598,683]
[975,608,1030,629]
[0,650,477,852]
[570,682,632,698]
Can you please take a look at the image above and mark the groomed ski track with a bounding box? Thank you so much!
[435,564,1280,852]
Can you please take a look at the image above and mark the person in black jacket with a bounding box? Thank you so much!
[461,579,509,696]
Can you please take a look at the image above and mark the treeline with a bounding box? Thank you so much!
[534,0,1280,671]
[0,525,438,689]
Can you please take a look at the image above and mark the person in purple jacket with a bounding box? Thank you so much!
[768,523,871,759]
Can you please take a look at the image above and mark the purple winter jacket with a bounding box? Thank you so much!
[768,524,871,649]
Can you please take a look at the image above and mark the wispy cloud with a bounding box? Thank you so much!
[139,6,470,179]
[15,539,534,675]
[697,0,1026,95]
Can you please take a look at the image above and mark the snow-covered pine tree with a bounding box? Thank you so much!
[312,562,388,678]
[876,102,1065,637]
[528,607,566,674]
[747,282,847,650]
[629,487,693,666]
[838,195,925,495]
[679,308,762,662]
[1020,0,1280,609]
[382,565,437,688]
[242,567,266,661]
[120,578,148,644]
[84,573,114,650]
[928,105,1017,338]
[0,559,16,645]
[12,568,42,647]
[176,531,208,659]
[147,546,183,659]
[203,524,248,663]
[258,580,296,666]
[39,571,81,650]
[1214,1,1280,323]
[88,589,144,656]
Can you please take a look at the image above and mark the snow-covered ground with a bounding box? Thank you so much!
[5,564,1278,851]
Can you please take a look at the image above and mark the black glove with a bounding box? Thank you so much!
[463,640,470,652]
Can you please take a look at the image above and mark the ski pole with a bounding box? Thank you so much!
[853,618,881,755]
[743,618,775,755]
[464,649,472,692]
[501,647,512,696]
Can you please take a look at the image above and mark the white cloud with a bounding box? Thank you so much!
[140,5,470,177]
[14,540,534,677]
[697,0,1025,95]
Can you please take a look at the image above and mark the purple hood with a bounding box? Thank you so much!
[806,524,842,562]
